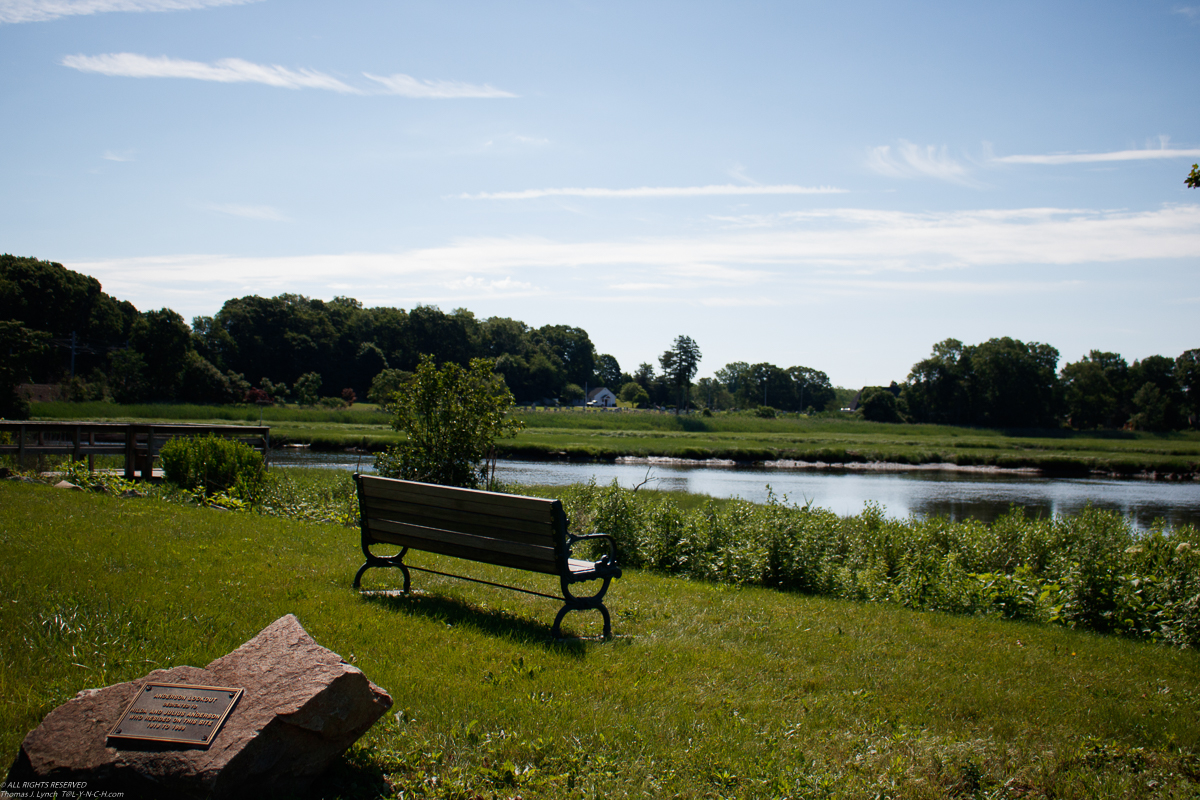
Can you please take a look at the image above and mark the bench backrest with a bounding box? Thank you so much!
[355,474,568,575]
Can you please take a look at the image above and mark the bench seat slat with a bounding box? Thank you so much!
[368,517,558,566]
[365,497,559,542]
[361,477,555,524]
[369,528,561,575]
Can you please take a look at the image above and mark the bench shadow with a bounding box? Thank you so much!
[358,590,591,658]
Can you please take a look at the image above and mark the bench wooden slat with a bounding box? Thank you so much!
[368,518,558,564]
[365,499,559,545]
[360,477,556,524]
[369,530,560,575]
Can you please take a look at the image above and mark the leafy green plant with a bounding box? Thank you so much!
[159,434,265,499]
[375,355,523,489]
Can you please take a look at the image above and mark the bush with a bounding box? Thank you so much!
[555,482,1200,647]
[159,434,265,499]
[376,355,523,489]
[754,405,777,418]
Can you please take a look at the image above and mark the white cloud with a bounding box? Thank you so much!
[205,203,290,222]
[1175,6,1200,21]
[0,0,256,24]
[102,149,135,161]
[443,276,536,294]
[994,146,1200,165]
[460,184,846,200]
[63,53,363,92]
[69,204,1200,318]
[363,72,516,99]
[61,53,517,98]
[866,141,974,185]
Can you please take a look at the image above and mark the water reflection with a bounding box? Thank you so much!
[269,450,1200,530]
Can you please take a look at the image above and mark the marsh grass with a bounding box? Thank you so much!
[29,402,1200,473]
[2,480,1199,798]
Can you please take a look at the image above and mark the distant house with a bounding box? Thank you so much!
[586,387,618,408]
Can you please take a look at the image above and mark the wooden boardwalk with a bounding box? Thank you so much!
[0,421,270,481]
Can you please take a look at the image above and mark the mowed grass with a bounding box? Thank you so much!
[2,480,1199,798]
[31,401,1200,474]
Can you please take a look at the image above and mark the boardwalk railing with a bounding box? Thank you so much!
[0,422,270,480]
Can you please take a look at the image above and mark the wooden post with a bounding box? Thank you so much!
[124,427,136,480]
[88,430,96,472]
[18,424,25,470]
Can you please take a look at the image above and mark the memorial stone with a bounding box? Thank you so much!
[5,614,392,799]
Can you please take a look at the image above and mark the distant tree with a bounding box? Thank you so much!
[341,388,357,406]
[562,383,585,405]
[594,353,622,388]
[619,381,650,408]
[0,320,49,418]
[859,386,904,423]
[714,362,752,406]
[659,335,702,411]
[130,308,193,401]
[367,368,412,406]
[902,338,970,425]
[747,363,790,409]
[903,337,1059,428]
[1129,355,1184,430]
[107,349,148,404]
[1128,384,1165,430]
[786,365,835,412]
[1059,351,1130,429]
[177,352,238,404]
[295,372,322,406]
[535,325,596,388]
[375,355,523,489]
[1177,348,1200,425]
[634,362,656,389]
[1188,164,1200,189]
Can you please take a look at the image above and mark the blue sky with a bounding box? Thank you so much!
[2,0,1198,388]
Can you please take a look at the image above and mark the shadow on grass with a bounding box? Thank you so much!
[310,746,393,800]
[358,590,590,658]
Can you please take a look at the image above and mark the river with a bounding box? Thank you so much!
[269,451,1200,530]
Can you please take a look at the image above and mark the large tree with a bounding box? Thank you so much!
[659,335,701,411]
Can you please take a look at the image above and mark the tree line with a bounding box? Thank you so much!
[861,337,1199,433]
[2,254,1196,430]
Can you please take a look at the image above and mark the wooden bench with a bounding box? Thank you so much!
[353,474,623,638]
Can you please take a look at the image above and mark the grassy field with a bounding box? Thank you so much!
[2,478,1199,798]
[30,401,1200,475]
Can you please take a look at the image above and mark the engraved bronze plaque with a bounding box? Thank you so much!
[108,682,243,748]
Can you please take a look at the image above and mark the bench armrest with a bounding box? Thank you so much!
[566,532,619,565]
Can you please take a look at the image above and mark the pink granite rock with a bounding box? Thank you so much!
[5,615,392,798]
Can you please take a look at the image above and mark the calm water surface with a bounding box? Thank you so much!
[271,451,1200,530]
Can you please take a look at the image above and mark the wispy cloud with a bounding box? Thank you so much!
[205,203,290,222]
[363,72,515,99]
[443,276,536,294]
[60,53,517,98]
[994,146,1200,165]
[70,204,1200,317]
[1175,6,1200,21]
[0,0,256,24]
[460,184,846,200]
[866,140,974,185]
[102,149,135,161]
[63,53,363,92]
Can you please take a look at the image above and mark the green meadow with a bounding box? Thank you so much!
[29,401,1200,475]
[3,475,1199,798]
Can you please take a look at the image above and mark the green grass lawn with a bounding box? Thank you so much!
[2,479,1198,798]
[30,402,1200,474]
